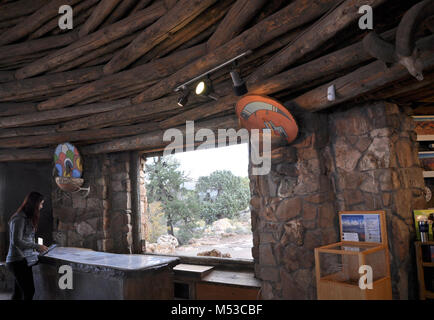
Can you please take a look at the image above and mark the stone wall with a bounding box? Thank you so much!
[327,102,424,299]
[52,152,134,254]
[249,110,338,299]
[250,101,425,300]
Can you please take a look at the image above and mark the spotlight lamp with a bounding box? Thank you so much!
[194,79,218,101]
[230,70,248,96]
[195,80,207,96]
[177,86,190,107]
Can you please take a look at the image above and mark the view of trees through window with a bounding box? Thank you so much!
[144,144,252,260]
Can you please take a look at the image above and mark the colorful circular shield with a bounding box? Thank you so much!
[53,142,83,178]
[236,95,298,144]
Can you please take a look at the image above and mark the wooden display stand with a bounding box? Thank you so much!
[314,211,392,300]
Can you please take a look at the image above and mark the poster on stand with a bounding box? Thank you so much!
[340,213,382,243]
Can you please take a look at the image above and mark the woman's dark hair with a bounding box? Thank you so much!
[9,192,44,230]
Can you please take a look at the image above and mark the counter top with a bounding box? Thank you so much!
[41,247,179,272]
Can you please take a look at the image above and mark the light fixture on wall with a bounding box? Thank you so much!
[174,50,252,105]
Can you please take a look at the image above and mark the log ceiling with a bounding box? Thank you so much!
[0,0,432,161]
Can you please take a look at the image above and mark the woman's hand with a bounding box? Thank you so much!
[37,244,48,253]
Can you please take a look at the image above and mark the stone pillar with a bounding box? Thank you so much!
[328,101,425,299]
[249,111,338,300]
[51,152,134,254]
[52,155,106,250]
[107,152,133,254]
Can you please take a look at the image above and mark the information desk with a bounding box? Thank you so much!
[33,247,179,300]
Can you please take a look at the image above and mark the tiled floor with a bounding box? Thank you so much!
[0,291,12,300]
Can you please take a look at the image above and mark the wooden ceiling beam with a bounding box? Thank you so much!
[104,0,218,75]
[0,102,37,117]
[0,0,49,22]
[131,0,153,14]
[81,114,240,155]
[288,40,434,112]
[0,148,53,162]
[0,99,131,128]
[14,1,167,79]
[157,29,396,130]
[79,0,122,37]
[0,32,78,63]
[0,121,161,149]
[206,0,267,51]
[0,0,82,45]
[135,0,234,63]
[132,0,339,103]
[0,66,104,102]
[29,0,99,39]
[0,125,58,139]
[50,32,138,73]
[248,0,388,84]
[100,0,140,27]
[37,43,207,110]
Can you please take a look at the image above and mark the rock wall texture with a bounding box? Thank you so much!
[249,101,425,300]
[327,102,424,299]
[249,109,338,300]
[52,152,134,254]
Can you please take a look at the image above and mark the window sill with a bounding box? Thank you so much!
[144,252,254,271]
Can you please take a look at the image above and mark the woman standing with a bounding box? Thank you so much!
[6,192,48,300]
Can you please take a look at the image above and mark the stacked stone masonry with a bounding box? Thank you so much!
[52,152,133,254]
[249,101,425,300]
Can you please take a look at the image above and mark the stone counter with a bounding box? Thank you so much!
[33,247,179,300]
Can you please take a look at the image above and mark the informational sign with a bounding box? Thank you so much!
[341,213,382,243]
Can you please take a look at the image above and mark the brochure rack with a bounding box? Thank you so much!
[314,211,392,300]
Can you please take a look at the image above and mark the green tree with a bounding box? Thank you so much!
[145,156,189,236]
[168,190,202,244]
[196,170,250,224]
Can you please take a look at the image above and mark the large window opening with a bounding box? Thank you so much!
[143,143,252,260]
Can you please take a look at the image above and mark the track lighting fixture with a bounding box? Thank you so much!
[177,86,190,107]
[173,50,252,105]
[230,70,248,96]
